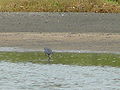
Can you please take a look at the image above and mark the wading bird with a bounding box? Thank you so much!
[44,48,53,63]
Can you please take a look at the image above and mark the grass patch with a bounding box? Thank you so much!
[0,51,120,67]
[0,0,120,12]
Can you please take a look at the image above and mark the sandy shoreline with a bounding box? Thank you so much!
[0,32,120,52]
[0,12,120,52]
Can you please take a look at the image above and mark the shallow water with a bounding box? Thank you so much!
[0,47,120,54]
[0,61,120,90]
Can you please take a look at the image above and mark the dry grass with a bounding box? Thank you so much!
[0,0,120,12]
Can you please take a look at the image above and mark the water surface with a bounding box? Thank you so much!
[0,47,120,54]
[0,61,120,90]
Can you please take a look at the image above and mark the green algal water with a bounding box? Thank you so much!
[0,52,120,67]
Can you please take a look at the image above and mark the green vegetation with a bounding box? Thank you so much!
[0,52,120,67]
[107,0,119,3]
[0,0,120,12]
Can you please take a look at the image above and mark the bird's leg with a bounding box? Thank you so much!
[48,55,51,63]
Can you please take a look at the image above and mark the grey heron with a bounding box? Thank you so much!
[44,48,53,63]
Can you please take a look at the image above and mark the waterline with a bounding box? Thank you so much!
[0,47,119,54]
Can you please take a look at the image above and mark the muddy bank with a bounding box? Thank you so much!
[0,32,120,52]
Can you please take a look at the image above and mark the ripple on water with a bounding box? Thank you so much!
[0,61,120,90]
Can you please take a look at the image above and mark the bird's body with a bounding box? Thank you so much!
[44,48,53,56]
[44,48,53,63]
